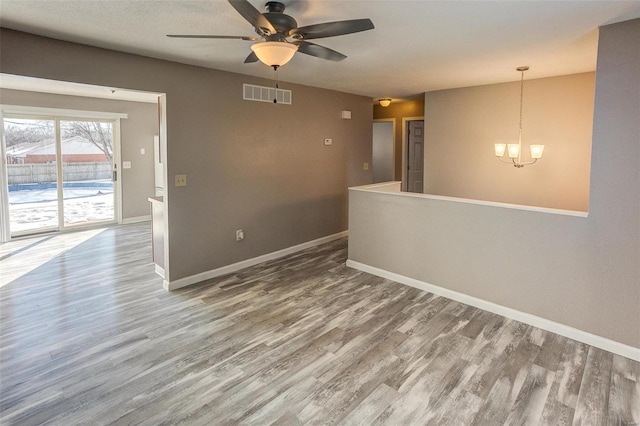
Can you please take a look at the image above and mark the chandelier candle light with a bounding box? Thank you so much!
[494,66,545,168]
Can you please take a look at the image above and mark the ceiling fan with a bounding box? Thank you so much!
[167,0,375,69]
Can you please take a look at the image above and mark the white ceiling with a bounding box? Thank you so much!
[1,0,639,100]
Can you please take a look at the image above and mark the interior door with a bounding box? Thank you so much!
[407,120,424,193]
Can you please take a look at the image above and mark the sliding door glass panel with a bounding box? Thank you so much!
[4,118,59,235]
[60,120,115,226]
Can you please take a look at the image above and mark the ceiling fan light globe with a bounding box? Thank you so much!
[251,42,298,67]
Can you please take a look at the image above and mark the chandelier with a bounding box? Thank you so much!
[494,66,545,168]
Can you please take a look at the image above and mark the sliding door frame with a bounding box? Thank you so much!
[0,105,127,241]
[0,110,10,242]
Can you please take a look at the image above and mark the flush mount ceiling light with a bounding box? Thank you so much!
[494,66,545,168]
[250,41,298,70]
[379,98,392,107]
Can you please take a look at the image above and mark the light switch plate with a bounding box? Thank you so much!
[123,161,132,169]
[140,148,146,155]
[324,138,332,146]
[175,174,187,187]
[363,162,369,170]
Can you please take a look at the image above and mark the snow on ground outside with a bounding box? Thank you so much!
[9,187,114,234]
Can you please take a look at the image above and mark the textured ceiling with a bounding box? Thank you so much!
[1,0,640,100]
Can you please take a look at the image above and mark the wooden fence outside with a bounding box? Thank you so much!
[8,162,112,184]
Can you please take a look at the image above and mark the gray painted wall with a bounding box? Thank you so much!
[0,88,158,220]
[348,18,640,348]
[424,72,595,212]
[0,29,373,282]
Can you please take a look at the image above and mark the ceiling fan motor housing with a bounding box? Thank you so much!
[263,1,297,38]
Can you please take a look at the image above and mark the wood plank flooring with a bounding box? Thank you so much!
[1,223,638,425]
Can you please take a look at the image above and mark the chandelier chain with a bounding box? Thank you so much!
[519,68,524,132]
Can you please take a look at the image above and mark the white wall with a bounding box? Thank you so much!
[348,18,640,351]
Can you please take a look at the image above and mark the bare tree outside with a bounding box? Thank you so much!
[4,119,55,147]
[61,121,113,162]
[4,119,113,162]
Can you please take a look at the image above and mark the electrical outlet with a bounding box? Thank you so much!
[122,161,132,169]
[175,174,187,187]
[363,162,369,170]
[236,229,244,241]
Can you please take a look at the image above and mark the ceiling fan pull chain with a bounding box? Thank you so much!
[274,68,279,104]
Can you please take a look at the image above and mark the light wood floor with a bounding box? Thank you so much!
[1,223,638,425]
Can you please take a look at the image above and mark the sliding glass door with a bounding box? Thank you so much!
[3,115,117,237]
[60,120,115,227]
[4,117,59,235]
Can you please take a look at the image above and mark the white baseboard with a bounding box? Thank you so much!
[155,264,165,278]
[346,259,640,362]
[122,215,151,224]
[164,231,349,291]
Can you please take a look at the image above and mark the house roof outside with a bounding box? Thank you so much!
[6,136,107,159]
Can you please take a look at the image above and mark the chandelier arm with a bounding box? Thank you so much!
[510,158,538,167]
[498,157,514,164]
[519,158,538,166]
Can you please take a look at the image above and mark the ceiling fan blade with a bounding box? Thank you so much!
[294,41,347,62]
[228,0,276,35]
[167,34,259,40]
[244,51,259,63]
[290,18,374,40]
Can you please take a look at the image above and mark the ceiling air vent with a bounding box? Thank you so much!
[243,83,292,105]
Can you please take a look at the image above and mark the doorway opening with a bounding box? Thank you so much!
[372,119,395,183]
